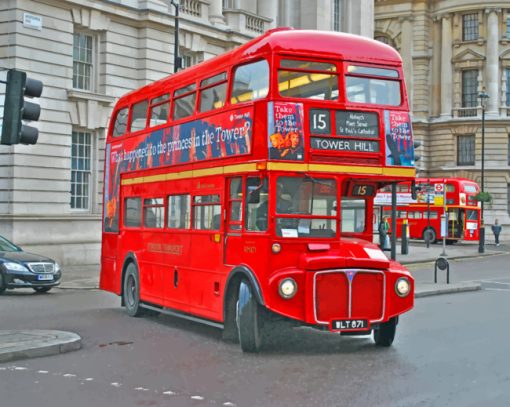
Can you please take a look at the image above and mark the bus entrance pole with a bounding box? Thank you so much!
[391,182,397,260]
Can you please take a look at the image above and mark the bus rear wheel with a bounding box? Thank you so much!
[236,279,264,353]
[423,228,437,244]
[123,263,145,317]
[373,317,397,347]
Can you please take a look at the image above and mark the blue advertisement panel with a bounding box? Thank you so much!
[104,107,253,232]
[384,110,415,167]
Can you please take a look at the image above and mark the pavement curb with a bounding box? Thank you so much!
[0,330,81,363]
[400,251,505,265]
[415,282,482,298]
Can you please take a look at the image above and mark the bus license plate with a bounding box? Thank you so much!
[37,274,53,281]
[331,319,369,331]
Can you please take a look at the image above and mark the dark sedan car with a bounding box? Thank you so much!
[0,235,62,294]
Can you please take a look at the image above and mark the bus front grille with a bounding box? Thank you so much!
[314,270,385,324]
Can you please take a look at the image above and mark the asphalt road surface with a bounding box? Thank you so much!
[1,255,509,407]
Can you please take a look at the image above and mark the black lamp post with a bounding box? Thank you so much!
[478,89,489,254]
[171,0,181,73]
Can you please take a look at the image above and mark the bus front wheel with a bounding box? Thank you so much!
[236,280,264,353]
[373,317,397,347]
[123,263,144,317]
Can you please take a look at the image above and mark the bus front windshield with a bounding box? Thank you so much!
[275,176,337,238]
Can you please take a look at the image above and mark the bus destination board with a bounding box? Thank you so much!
[335,111,379,138]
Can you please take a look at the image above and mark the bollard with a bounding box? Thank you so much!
[434,256,450,284]
[401,220,409,255]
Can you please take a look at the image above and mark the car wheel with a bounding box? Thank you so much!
[0,273,6,295]
[236,279,264,353]
[33,286,52,293]
[123,262,145,317]
[373,317,398,347]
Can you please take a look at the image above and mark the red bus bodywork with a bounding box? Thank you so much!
[100,28,416,351]
[375,178,481,243]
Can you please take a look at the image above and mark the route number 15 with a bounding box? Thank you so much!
[309,109,331,134]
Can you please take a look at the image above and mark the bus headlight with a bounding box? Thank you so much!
[278,278,297,299]
[395,277,411,297]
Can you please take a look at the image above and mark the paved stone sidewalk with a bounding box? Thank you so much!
[0,330,81,363]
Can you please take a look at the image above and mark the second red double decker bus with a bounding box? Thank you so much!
[100,28,416,352]
[375,177,481,244]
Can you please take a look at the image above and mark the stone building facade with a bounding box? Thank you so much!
[375,0,510,240]
[0,0,374,265]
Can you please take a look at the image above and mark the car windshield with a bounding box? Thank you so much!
[0,235,21,252]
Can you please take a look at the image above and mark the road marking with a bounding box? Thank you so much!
[1,365,236,406]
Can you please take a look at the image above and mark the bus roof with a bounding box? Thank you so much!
[116,28,402,106]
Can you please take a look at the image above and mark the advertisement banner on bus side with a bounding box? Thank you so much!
[267,101,305,161]
[384,110,415,167]
[103,107,253,232]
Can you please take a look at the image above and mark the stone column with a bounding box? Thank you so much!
[209,0,225,25]
[440,14,453,117]
[259,0,278,28]
[486,8,500,114]
[400,16,414,108]
[431,16,442,117]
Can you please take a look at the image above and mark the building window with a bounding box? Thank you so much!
[222,0,236,9]
[73,32,93,90]
[507,17,510,38]
[180,51,197,69]
[508,135,510,165]
[375,35,396,49]
[462,13,479,41]
[457,135,475,166]
[462,70,478,107]
[71,130,92,209]
[333,0,341,31]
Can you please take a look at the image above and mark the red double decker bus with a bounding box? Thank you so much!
[375,177,481,243]
[100,28,416,352]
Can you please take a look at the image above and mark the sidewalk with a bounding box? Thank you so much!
[2,241,507,364]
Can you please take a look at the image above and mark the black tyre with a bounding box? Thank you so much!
[423,228,437,244]
[0,273,6,295]
[123,263,145,317]
[33,286,52,293]
[373,317,398,347]
[236,280,264,353]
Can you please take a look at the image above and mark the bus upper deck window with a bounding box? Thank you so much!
[231,60,269,104]
[199,72,227,112]
[149,94,171,127]
[173,83,196,120]
[112,107,128,137]
[278,59,338,101]
[345,65,401,106]
[130,100,149,132]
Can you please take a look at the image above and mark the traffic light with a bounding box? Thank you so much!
[1,69,43,145]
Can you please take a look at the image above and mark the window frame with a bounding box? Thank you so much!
[462,13,479,42]
[167,194,191,229]
[277,57,339,101]
[173,83,197,121]
[199,72,228,113]
[461,69,478,108]
[457,134,475,166]
[143,197,165,229]
[71,129,93,211]
[230,59,270,105]
[73,31,96,91]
